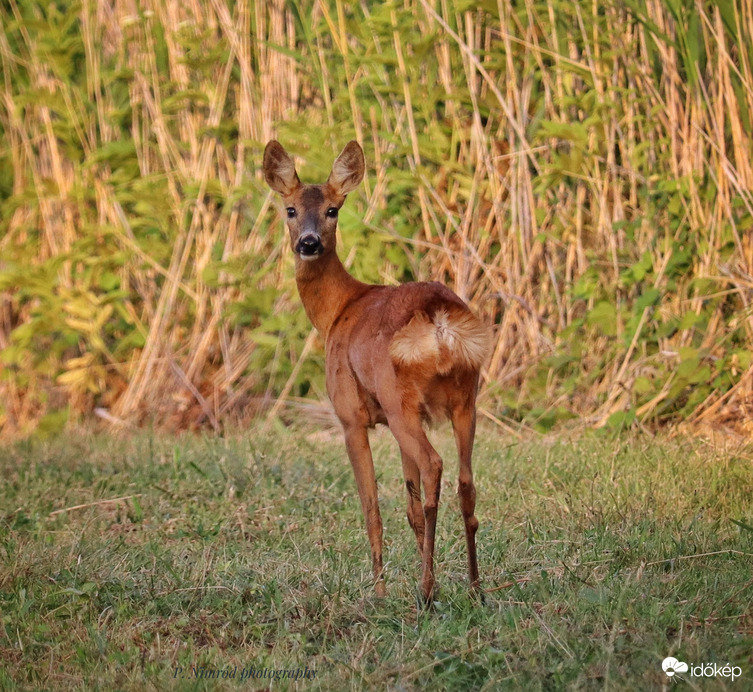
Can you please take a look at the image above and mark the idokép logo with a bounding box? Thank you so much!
[662,658,688,677]
[662,656,742,682]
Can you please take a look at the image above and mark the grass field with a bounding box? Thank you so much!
[1,426,752,690]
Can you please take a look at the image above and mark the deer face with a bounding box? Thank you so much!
[263,141,365,261]
[279,184,342,260]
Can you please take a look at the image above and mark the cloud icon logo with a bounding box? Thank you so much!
[662,657,689,677]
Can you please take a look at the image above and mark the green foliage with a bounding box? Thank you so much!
[1,0,752,434]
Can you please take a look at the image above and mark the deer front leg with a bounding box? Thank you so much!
[342,423,386,597]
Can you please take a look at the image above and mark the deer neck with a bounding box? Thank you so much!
[295,250,368,338]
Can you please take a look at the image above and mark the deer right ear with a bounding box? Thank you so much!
[263,141,301,196]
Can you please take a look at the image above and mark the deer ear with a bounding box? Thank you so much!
[263,141,301,196]
[327,141,364,195]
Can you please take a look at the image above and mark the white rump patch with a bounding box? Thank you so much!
[389,308,490,373]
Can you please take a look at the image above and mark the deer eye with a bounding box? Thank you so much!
[326,207,338,218]
[286,207,296,218]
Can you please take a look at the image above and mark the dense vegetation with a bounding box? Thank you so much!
[2,0,753,436]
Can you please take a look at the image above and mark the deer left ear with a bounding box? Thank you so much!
[327,141,365,196]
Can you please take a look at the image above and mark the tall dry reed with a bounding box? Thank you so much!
[1,0,752,436]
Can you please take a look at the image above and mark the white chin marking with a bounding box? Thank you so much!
[297,253,321,261]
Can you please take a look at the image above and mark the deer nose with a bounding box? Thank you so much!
[295,233,323,257]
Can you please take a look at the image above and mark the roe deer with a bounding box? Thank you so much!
[263,140,490,603]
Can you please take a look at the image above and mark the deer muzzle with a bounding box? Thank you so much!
[295,232,324,258]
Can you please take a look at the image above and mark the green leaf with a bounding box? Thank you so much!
[35,408,69,438]
[538,120,589,147]
[607,410,636,430]
[633,376,653,395]
[586,301,617,337]
[636,288,660,311]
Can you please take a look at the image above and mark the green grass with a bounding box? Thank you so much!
[1,427,752,690]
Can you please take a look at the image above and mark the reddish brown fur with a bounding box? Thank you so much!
[263,140,490,602]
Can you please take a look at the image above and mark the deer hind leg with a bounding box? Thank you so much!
[401,454,425,558]
[451,404,481,595]
[342,423,386,597]
[387,413,443,604]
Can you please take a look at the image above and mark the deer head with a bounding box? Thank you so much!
[263,140,365,261]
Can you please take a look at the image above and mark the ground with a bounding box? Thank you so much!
[1,424,752,690]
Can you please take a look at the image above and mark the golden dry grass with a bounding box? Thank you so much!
[1,0,752,435]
